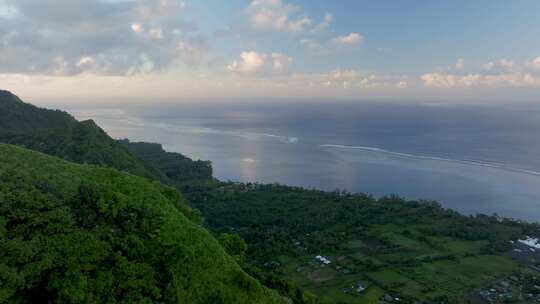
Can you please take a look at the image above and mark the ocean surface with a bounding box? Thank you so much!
[64,100,540,222]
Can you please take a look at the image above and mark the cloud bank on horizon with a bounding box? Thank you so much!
[1,0,540,101]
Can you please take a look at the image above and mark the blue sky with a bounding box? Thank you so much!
[1,0,540,102]
[187,0,540,73]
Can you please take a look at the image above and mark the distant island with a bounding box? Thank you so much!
[1,90,540,304]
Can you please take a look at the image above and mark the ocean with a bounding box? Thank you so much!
[65,100,540,222]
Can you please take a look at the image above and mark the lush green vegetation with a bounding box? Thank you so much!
[0,144,285,304]
[2,90,540,303]
[0,90,76,133]
[0,90,161,180]
[119,140,214,189]
[185,183,540,303]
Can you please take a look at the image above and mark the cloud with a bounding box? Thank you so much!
[246,0,329,33]
[227,51,267,74]
[302,32,366,56]
[455,58,465,70]
[421,73,460,88]
[397,81,408,89]
[336,33,363,45]
[271,53,293,73]
[533,56,540,70]
[76,56,95,69]
[287,17,312,33]
[421,72,540,88]
[290,69,398,89]
[227,51,293,75]
[311,13,333,32]
[130,23,143,33]
[482,59,514,73]
[499,59,514,70]
[0,0,205,75]
[247,0,299,32]
[422,56,540,89]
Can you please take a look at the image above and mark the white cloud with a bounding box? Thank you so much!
[312,13,333,32]
[247,0,323,33]
[421,72,540,89]
[271,53,293,73]
[287,17,312,33]
[76,56,95,69]
[227,51,294,75]
[228,51,267,74]
[455,58,465,70]
[337,33,363,45]
[0,0,202,75]
[290,69,397,89]
[397,81,408,89]
[533,56,540,70]
[483,59,514,73]
[247,0,296,32]
[305,33,365,55]
[421,73,467,88]
[131,23,142,33]
[330,69,359,80]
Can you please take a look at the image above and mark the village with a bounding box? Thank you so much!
[468,236,540,303]
[311,254,403,303]
[290,234,540,304]
[471,274,540,303]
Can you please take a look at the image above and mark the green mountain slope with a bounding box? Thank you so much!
[0,90,76,132]
[0,90,161,180]
[120,140,213,187]
[0,144,284,304]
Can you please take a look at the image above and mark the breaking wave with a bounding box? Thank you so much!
[320,144,540,177]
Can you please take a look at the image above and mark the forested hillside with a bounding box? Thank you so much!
[120,139,214,188]
[0,90,160,180]
[0,90,76,132]
[0,144,284,304]
[0,90,215,188]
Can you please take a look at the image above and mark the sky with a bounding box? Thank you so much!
[1,0,540,103]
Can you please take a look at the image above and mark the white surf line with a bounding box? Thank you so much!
[177,126,299,144]
[320,144,540,177]
[142,121,300,144]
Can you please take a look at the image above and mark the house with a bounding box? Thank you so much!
[315,255,331,264]
[518,236,540,249]
[356,282,366,293]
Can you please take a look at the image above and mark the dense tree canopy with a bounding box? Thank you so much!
[0,90,162,180]
[0,144,284,304]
